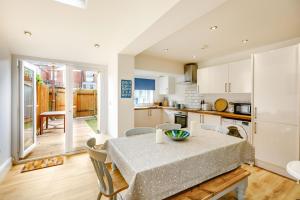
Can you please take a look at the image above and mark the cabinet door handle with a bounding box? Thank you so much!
[254,122,257,134]
[225,83,227,92]
[254,107,257,119]
[228,83,231,93]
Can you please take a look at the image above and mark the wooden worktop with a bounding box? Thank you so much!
[134,106,251,121]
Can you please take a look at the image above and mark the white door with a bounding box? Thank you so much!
[65,66,102,152]
[253,45,299,169]
[19,61,37,158]
[253,45,298,125]
[228,59,251,93]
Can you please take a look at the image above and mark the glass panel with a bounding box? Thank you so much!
[24,67,35,150]
[72,69,99,151]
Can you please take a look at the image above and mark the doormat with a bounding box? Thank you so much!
[21,156,64,173]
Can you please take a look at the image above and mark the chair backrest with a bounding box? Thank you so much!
[157,123,181,130]
[86,138,113,196]
[125,127,156,136]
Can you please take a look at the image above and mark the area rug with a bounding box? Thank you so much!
[21,156,64,173]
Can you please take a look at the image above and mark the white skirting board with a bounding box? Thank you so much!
[0,158,12,183]
[255,159,295,180]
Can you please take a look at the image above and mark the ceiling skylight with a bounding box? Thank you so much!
[54,0,87,9]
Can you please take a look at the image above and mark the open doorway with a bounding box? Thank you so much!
[20,60,67,160]
[17,59,107,161]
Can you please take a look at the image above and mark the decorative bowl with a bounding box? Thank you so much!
[164,129,190,141]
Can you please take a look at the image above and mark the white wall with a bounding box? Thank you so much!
[0,42,12,181]
[135,54,183,74]
[108,54,135,138]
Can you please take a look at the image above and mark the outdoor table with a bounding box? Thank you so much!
[105,129,254,200]
[39,111,66,135]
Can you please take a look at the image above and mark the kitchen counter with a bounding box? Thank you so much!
[134,106,251,121]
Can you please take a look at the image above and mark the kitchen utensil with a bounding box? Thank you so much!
[215,98,228,112]
[201,103,212,111]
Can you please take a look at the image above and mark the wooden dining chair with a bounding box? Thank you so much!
[86,138,128,200]
[125,127,155,137]
[157,123,181,130]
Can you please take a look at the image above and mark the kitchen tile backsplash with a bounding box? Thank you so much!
[183,85,251,110]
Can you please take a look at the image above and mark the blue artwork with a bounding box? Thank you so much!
[121,80,132,98]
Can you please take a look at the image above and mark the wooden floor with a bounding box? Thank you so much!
[1,153,299,200]
[24,117,109,160]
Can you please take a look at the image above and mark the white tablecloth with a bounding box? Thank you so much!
[105,129,254,200]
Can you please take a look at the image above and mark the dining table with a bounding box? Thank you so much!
[104,128,254,200]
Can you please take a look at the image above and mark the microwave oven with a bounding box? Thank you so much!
[234,103,251,115]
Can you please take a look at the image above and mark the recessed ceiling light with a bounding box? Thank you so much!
[54,0,87,9]
[210,26,218,30]
[192,55,197,59]
[242,39,249,44]
[163,48,169,53]
[94,44,100,48]
[24,31,32,37]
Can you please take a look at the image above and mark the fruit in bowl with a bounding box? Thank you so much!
[164,129,190,141]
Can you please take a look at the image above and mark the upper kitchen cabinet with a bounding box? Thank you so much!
[159,76,175,95]
[197,59,251,94]
[197,64,228,94]
[228,59,251,93]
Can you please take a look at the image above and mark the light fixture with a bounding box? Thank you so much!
[242,39,249,44]
[210,26,218,30]
[94,44,100,48]
[54,0,87,9]
[192,55,197,59]
[24,31,32,37]
[163,48,169,53]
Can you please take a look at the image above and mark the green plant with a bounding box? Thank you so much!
[36,74,43,85]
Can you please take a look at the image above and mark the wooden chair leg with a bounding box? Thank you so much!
[97,192,102,200]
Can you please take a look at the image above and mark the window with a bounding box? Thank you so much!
[134,90,154,105]
[134,78,155,106]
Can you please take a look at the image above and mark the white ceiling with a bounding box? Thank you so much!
[142,0,300,63]
[0,0,180,65]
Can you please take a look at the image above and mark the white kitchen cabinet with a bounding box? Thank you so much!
[159,76,175,95]
[162,109,176,123]
[197,64,228,94]
[253,45,299,177]
[188,112,221,127]
[197,59,251,94]
[228,59,251,93]
[187,112,201,128]
[134,109,162,128]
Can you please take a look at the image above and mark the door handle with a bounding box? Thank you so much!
[228,83,231,93]
[253,122,257,134]
[225,83,227,93]
[254,107,257,119]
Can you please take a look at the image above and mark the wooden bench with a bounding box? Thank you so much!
[166,167,250,200]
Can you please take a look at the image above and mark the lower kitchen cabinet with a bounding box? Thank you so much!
[162,109,176,124]
[202,114,221,125]
[188,112,221,127]
[134,109,162,128]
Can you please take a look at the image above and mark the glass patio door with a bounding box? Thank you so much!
[65,66,101,152]
[19,61,37,158]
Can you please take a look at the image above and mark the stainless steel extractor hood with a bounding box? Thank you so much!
[184,63,198,84]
